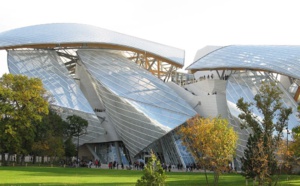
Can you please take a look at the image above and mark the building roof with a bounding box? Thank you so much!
[0,23,185,67]
[186,45,300,79]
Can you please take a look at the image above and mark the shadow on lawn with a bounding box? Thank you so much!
[1,183,136,186]
[0,166,140,177]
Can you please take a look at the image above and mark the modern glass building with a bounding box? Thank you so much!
[0,23,197,165]
[1,24,299,169]
[183,45,300,169]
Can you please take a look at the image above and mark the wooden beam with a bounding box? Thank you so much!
[157,60,161,78]
[294,86,300,102]
[2,43,183,68]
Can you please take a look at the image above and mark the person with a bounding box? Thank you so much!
[113,161,116,169]
[94,159,99,168]
[88,160,93,168]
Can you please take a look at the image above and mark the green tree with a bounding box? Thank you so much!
[32,108,67,164]
[136,151,166,186]
[0,74,48,165]
[65,115,88,163]
[241,133,270,182]
[290,126,300,157]
[179,115,238,186]
[64,137,77,161]
[237,81,292,185]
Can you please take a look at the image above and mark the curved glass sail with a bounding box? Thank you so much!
[78,49,197,156]
[187,45,300,80]
[0,23,184,66]
[78,50,196,128]
[7,50,106,144]
[8,50,94,114]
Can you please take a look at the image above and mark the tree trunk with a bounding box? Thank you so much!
[33,154,36,164]
[8,154,11,166]
[203,165,209,186]
[16,154,20,164]
[213,171,219,186]
[21,154,25,166]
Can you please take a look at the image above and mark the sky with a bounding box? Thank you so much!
[1,0,300,76]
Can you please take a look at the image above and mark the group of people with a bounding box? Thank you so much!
[108,161,124,169]
[208,91,217,95]
[201,74,214,80]
[133,161,144,170]
[87,159,101,168]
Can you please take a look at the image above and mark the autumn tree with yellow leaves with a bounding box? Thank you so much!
[179,115,238,186]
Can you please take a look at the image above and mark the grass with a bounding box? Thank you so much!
[0,166,300,185]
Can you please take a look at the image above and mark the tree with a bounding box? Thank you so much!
[65,115,88,164]
[241,133,270,183]
[283,125,300,172]
[0,74,48,165]
[290,126,300,157]
[276,138,294,174]
[136,150,166,186]
[179,115,238,186]
[32,108,67,164]
[237,81,292,185]
[64,137,77,161]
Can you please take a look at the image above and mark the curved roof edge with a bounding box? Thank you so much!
[193,45,225,61]
[185,45,300,80]
[0,23,185,67]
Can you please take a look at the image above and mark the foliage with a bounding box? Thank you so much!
[0,74,48,163]
[276,138,294,174]
[136,151,166,186]
[64,137,77,158]
[237,81,292,185]
[241,134,270,182]
[290,126,300,157]
[65,114,88,163]
[178,115,238,185]
[65,115,88,138]
[32,108,67,161]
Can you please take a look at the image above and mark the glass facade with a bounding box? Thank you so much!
[140,129,195,168]
[77,49,197,157]
[95,141,131,165]
[187,45,300,80]
[7,50,106,145]
[0,23,184,66]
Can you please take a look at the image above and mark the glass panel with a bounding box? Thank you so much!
[8,50,95,114]
[7,50,106,144]
[0,23,184,66]
[78,49,197,157]
[188,46,300,80]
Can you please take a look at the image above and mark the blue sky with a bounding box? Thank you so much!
[1,0,300,75]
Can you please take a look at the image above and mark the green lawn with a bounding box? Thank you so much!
[0,166,300,185]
